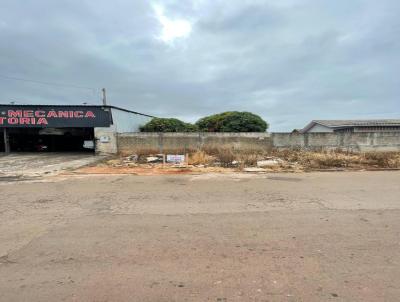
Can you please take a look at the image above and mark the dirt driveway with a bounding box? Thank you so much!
[0,153,103,179]
[0,171,400,301]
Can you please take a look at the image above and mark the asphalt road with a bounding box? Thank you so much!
[0,171,399,301]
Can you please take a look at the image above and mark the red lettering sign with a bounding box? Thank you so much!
[85,111,95,118]
[8,117,18,124]
[23,110,34,117]
[58,111,69,118]
[1,107,108,127]
[74,111,83,118]
[47,111,57,118]
[37,118,48,125]
[20,118,31,125]
[35,111,45,117]
[8,110,22,117]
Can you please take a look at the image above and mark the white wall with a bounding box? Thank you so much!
[111,108,152,133]
[94,108,152,154]
[94,127,118,154]
[307,124,333,133]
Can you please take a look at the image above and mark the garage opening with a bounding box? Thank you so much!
[0,130,5,153]
[3,127,95,152]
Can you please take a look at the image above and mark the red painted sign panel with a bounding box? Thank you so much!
[0,105,111,128]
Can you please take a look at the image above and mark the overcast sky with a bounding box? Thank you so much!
[0,0,399,131]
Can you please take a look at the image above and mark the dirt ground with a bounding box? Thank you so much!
[1,171,400,302]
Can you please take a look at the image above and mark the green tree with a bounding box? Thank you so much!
[140,118,197,132]
[196,111,268,132]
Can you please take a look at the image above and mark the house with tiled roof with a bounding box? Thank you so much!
[300,120,400,133]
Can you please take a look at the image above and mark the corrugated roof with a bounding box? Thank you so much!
[301,119,400,133]
[314,119,400,127]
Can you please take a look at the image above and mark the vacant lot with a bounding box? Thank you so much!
[1,171,400,301]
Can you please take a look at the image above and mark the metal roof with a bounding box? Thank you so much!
[313,119,400,127]
[301,119,400,133]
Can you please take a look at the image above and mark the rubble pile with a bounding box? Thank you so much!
[104,153,302,172]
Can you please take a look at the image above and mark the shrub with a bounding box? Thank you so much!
[195,111,268,132]
[140,118,197,132]
[215,148,236,167]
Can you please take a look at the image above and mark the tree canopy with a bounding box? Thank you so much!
[140,112,268,132]
[195,111,268,132]
[140,118,197,132]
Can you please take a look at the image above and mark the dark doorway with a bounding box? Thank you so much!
[5,127,95,152]
[0,130,4,153]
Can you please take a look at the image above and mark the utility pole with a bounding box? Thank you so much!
[102,88,107,106]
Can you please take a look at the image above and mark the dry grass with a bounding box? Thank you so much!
[237,153,259,167]
[200,146,264,167]
[266,149,400,169]
[362,152,400,168]
[118,148,400,170]
[216,148,237,167]
[188,151,215,166]
[119,149,160,157]
[194,148,400,169]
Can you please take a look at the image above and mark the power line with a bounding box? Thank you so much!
[0,74,97,93]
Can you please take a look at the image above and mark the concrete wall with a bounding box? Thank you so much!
[115,132,400,154]
[94,127,118,154]
[117,132,272,154]
[272,132,400,151]
[94,110,152,154]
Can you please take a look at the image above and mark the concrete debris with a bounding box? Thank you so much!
[146,156,161,163]
[125,155,138,162]
[257,159,282,167]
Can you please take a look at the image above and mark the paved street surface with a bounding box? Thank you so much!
[0,153,102,178]
[0,171,399,301]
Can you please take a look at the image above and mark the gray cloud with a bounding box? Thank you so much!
[0,0,399,131]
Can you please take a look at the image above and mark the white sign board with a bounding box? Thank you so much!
[166,154,185,164]
[100,136,110,143]
[83,140,95,149]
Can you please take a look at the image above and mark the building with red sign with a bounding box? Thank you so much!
[0,104,153,153]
